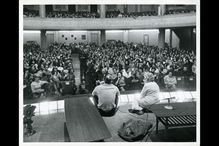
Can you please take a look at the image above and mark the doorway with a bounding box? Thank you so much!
[143,34,149,46]
[68,5,76,13]
[90,5,98,13]
[90,33,99,45]
[46,33,54,47]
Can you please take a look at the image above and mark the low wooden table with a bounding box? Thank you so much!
[64,96,112,142]
[150,102,196,134]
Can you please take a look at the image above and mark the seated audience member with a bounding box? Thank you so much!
[30,75,48,98]
[163,71,177,91]
[61,81,77,96]
[115,72,126,91]
[79,83,88,94]
[51,68,62,95]
[129,72,160,115]
[92,74,120,116]
[192,60,196,76]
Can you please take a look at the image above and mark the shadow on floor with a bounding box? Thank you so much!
[149,127,196,142]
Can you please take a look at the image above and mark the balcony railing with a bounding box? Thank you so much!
[23,13,196,30]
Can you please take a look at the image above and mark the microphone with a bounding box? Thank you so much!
[163,97,176,110]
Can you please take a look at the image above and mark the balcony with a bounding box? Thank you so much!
[23,13,196,30]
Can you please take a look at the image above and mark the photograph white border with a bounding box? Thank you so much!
[19,0,200,146]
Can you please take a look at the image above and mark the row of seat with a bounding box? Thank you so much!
[24,76,196,100]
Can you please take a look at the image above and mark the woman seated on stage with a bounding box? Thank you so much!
[129,72,160,115]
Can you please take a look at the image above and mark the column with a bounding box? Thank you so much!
[41,30,47,49]
[158,5,166,16]
[137,5,141,12]
[100,30,106,45]
[158,28,165,49]
[124,5,128,13]
[100,5,105,18]
[39,5,46,18]
[88,5,91,12]
[169,29,172,48]
[135,5,138,12]
[75,5,78,12]
[54,31,59,42]
[123,30,128,43]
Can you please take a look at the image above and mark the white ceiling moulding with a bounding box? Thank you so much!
[23,30,41,33]
[128,29,159,32]
[58,31,88,33]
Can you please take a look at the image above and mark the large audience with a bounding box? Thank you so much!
[78,41,196,92]
[106,10,157,18]
[23,42,77,97]
[46,11,100,18]
[23,8,39,17]
[24,7,196,18]
[24,41,196,98]
[165,8,196,15]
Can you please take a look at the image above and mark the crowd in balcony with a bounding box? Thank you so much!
[46,11,100,18]
[106,10,157,18]
[165,8,196,15]
[23,8,39,17]
[23,7,196,18]
[23,42,77,98]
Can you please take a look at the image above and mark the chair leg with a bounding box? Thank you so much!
[156,117,159,134]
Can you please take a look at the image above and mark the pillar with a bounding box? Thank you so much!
[75,5,78,12]
[137,5,141,12]
[41,30,47,49]
[158,5,166,16]
[124,5,128,13]
[100,5,105,18]
[100,30,106,45]
[191,28,194,50]
[39,5,46,18]
[135,5,138,12]
[158,28,165,49]
[54,31,59,42]
[169,29,172,48]
[123,30,128,43]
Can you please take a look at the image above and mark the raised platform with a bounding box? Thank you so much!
[24,90,198,116]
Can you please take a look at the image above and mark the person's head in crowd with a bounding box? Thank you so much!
[104,74,113,84]
[117,72,122,78]
[34,75,40,82]
[167,70,174,77]
[143,72,155,83]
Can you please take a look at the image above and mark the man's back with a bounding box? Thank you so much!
[92,84,120,107]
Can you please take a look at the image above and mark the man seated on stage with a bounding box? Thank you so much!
[30,75,48,98]
[129,72,160,115]
[92,74,120,116]
[163,71,177,91]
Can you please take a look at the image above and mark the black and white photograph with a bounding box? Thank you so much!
[19,0,200,145]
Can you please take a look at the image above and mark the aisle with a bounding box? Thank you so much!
[72,54,80,85]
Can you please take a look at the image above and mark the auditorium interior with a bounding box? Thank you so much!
[22,4,199,142]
